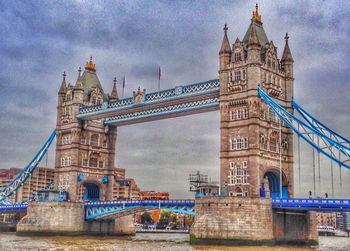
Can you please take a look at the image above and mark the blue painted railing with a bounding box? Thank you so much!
[272,198,350,211]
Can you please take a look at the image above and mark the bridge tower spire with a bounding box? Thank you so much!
[219,5,294,198]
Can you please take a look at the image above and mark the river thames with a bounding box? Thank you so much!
[0,233,349,251]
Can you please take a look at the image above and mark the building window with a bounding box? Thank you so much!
[81,136,87,145]
[234,52,241,62]
[61,135,71,145]
[90,157,98,168]
[230,137,248,150]
[260,133,268,150]
[228,161,249,185]
[91,134,99,147]
[242,69,246,80]
[102,137,107,148]
[230,108,248,120]
[270,137,277,152]
[82,159,88,167]
[234,71,241,81]
[98,161,104,168]
[92,96,97,105]
[61,156,71,167]
[63,107,71,116]
[66,94,71,102]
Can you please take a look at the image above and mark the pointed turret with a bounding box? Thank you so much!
[110,77,119,99]
[219,24,231,55]
[58,72,67,94]
[281,33,294,63]
[219,24,231,70]
[248,25,260,47]
[74,67,84,90]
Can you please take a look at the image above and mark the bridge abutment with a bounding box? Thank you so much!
[190,197,318,246]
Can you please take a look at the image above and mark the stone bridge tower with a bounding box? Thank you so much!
[55,57,121,202]
[219,5,294,198]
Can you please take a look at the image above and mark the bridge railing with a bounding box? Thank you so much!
[272,198,350,210]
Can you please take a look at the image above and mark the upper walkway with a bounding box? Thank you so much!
[76,79,220,126]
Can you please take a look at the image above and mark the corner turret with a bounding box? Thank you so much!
[110,77,119,100]
[219,24,231,70]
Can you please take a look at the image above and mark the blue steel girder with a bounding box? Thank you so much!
[77,79,220,126]
[258,87,350,170]
[0,131,56,204]
[84,200,195,220]
[272,198,350,211]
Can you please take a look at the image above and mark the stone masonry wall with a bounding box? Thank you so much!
[17,202,85,235]
[190,197,274,244]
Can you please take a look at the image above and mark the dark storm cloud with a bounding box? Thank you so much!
[0,1,349,198]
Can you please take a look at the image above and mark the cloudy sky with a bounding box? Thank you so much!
[0,1,349,199]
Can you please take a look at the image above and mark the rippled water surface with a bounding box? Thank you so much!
[0,233,349,251]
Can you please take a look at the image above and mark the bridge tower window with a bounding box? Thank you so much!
[91,134,99,147]
[234,52,241,62]
[234,71,241,81]
[228,161,249,186]
[89,157,98,168]
[230,137,248,150]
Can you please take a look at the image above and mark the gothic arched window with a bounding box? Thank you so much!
[91,134,99,147]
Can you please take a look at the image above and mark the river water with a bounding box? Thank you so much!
[0,233,349,251]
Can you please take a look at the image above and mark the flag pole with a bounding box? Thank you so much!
[158,66,161,95]
[122,76,125,98]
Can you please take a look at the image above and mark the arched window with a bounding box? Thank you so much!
[89,157,98,168]
[269,108,276,122]
[234,52,241,62]
[91,134,99,147]
[92,96,97,105]
[270,136,277,152]
[66,94,71,102]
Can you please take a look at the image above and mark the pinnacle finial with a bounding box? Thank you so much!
[63,71,66,81]
[85,56,96,71]
[113,77,117,85]
[252,3,262,23]
[224,23,228,32]
[78,67,82,75]
[285,33,289,41]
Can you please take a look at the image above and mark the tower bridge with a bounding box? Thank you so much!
[0,4,349,245]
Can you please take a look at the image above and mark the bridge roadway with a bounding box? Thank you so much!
[1,198,350,220]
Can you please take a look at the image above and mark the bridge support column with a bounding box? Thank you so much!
[17,202,85,235]
[190,197,318,246]
[190,197,275,245]
[113,215,136,235]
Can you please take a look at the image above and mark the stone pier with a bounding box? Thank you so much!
[17,202,85,235]
[16,202,136,236]
[190,197,318,245]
